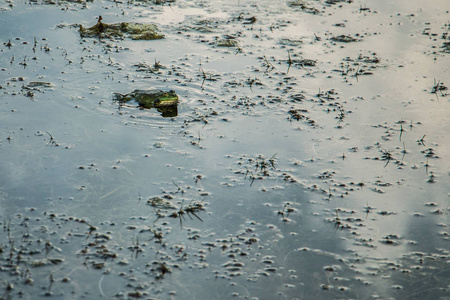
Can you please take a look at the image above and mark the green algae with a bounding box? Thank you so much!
[216,38,238,47]
[79,16,164,40]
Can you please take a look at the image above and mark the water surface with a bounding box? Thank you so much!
[0,0,449,299]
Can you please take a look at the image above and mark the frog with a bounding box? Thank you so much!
[114,89,179,109]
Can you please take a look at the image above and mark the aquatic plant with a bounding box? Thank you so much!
[79,16,164,40]
[431,79,448,95]
[169,200,205,228]
[380,149,394,167]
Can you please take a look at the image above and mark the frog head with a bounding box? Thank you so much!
[153,90,179,107]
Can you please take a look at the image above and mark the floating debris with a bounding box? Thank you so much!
[330,35,360,43]
[442,42,450,53]
[26,81,53,88]
[287,0,320,14]
[147,196,177,209]
[279,38,304,46]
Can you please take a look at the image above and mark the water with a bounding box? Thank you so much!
[0,0,449,299]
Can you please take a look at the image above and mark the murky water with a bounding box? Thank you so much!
[1,0,449,299]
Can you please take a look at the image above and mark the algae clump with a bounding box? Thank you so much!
[216,38,238,47]
[79,16,164,40]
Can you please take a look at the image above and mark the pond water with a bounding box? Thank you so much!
[0,0,449,299]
